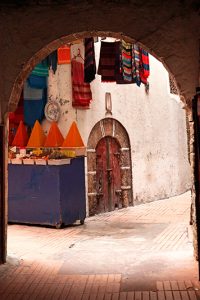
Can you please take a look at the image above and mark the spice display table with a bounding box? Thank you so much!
[8,157,86,227]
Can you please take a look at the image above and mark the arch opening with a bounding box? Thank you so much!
[2,30,198,293]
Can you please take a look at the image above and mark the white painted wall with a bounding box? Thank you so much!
[42,39,191,205]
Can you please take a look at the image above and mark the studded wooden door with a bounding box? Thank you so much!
[96,137,122,214]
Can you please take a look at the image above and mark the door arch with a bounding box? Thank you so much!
[87,118,133,216]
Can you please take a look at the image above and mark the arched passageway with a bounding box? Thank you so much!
[0,3,199,288]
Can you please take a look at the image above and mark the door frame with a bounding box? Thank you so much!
[87,118,133,216]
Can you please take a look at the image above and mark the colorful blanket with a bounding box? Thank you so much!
[84,37,96,83]
[132,44,141,86]
[97,41,116,82]
[122,40,133,83]
[72,59,92,109]
[28,74,47,89]
[24,81,47,127]
[139,48,150,84]
[31,60,49,77]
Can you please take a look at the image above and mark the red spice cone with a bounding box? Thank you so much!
[12,121,29,147]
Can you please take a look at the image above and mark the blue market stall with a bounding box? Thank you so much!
[8,157,86,228]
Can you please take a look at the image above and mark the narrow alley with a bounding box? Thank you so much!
[0,190,199,299]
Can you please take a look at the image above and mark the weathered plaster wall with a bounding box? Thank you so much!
[42,40,191,206]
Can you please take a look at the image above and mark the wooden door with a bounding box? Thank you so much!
[96,137,121,214]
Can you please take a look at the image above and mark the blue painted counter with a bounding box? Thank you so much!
[8,157,86,227]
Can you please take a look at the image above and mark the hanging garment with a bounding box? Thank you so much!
[122,40,133,83]
[31,60,49,77]
[23,81,47,127]
[84,37,96,83]
[28,74,47,89]
[9,93,24,145]
[47,50,58,74]
[139,48,150,84]
[132,44,141,87]
[97,41,117,82]
[58,45,71,64]
[115,42,132,84]
[71,59,92,109]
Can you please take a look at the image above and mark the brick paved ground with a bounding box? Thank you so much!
[0,190,200,299]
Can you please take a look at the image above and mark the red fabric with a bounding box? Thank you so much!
[57,46,71,64]
[139,49,150,84]
[71,59,92,109]
[9,93,24,145]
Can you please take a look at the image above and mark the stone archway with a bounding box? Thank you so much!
[87,118,133,216]
[0,8,198,262]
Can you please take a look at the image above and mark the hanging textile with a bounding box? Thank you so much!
[84,37,96,83]
[23,81,47,127]
[121,40,133,83]
[9,93,24,145]
[139,48,150,84]
[28,74,47,89]
[31,60,49,77]
[97,41,117,82]
[57,45,71,64]
[47,50,58,74]
[132,44,141,87]
[71,59,92,109]
[115,42,131,84]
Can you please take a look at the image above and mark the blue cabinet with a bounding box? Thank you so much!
[8,157,86,227]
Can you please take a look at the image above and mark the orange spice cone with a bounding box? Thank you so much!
[27,120,46,148]
[11,121,29,147]
[62,121,85,147]
[44,122,64,147]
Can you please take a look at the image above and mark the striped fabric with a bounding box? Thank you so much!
[97,41,116,82]
[132,44,141,86]
[84,37,96,83]
[122,40,133,83]
[72,59,92,109]
[31,60,49,77]
[23,82,47,127]
[139,49,150,84]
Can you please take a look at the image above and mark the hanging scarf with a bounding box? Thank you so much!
[28,74,47,89]
[132,44,141,86]
[24,81,47,127]
[115,42,133,84]
[122,40,133,83]
[97,41,116,82]
[31,60,49,77]
[47,50,58,74]
[139,48,150,84]
[84,37,96,83]
[71,59,92,109]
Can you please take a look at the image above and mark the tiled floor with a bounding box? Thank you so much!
[0,190,199,299]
